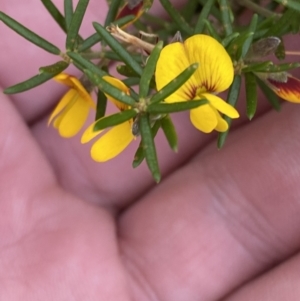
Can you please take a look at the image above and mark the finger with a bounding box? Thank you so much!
[118,102,300,301]
[222,252,300,301]
[0,91,131,300]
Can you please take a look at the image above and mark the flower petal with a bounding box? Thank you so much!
[184,35,234,93]
[214,109,229,132]
[203,93,239,118]
[56,95,90,138]
[81,121,105,144]
[155,42,198,102]
[103,76,130,110]
[48,89,77,125]
[90,122,134,162]
[190,103,218,133]
[267,75,300,103]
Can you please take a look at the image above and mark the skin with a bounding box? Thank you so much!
[1,0,300,300]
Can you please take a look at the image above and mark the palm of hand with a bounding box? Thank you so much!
[1,1,300,300]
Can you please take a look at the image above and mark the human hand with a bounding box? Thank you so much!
[1,1,300,300]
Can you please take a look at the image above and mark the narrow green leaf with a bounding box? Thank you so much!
[93,22,143,76]
[85,69,136,106]
[64,0,74,29]
[117,64,139,77]
[41,0,66,32]
[66,0,90,50]
[227,32,253,59]
[222,32,240,48]
[78,33,101,52]
[159,0,193,35]
[255,76,281,111]
[150,63,198,104]
[133,120,161,168]
[197,0,221,20]
[0,12,60,55]
[275,39,285,60]
[182,0,200,22]
[67,52,107,77]
[237,14,258,60]
[139,41,163,98]
[204,20,222,42]
[246,62,300,73]
[161,115,177,152]
[147,99,207,114]
[242,61,273,73]
[104,0,123,27]
[93,109,137,131]
[39,61,69,74]
[139,114,161,182]
[218,0,233,35]
[217,75,241,149]
[245,72,257,120]
[194,0,217,34]
[273,0,300,13]
[123,77,140,86]
[95,89,107,120]
[4,73,55,94]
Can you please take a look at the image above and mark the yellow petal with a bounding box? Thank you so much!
[203,93,239,118]
[184,35,234,93]
[155,42,198,102]
[81,121,105,144]
[90,122,134,162]
[103,76,130,110]
[54,73,75,87]
[214,109,229,132]
[57,95,90,138]
[190,103,218,133]
[267,75,300,103]
[48,89,77,125]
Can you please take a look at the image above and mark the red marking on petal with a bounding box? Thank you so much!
[116,2,143,21]
[268,75,300,103]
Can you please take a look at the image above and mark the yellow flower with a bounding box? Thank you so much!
[49,73,96,138]
[266,73,300,103]
[81,76,135,162]
[155,34,239,133]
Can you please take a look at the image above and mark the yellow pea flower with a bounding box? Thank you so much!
[81,76,135,162]
[49,73,96,138]
[155,34,239,133]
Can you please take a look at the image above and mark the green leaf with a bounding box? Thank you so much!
[122,77,140,86]
[0,12,60,55]
[39,61,69,74]
[104,0,123,27]
[245,62,300,73]
[67,52,107,77]
[161,115,178,152]
[66,0,90,50]
[237,14,258,60]
[117,64,139,77]
[203,20,222,42]
[78,33,101,52]
[95,89,107,120]
[159,0,193,35]
[242,61,273,73]
[217,75,241,149]
[222,32,240,48]
[194,0,217,34]
[245,72,257,120]
[139,114,161,182]
[147,99,207,114]
[41,0,66,32]
[93,109,137,131]
[132,120,161,168]
[255,76,281,111]
[218,0,233,35]
[93,22,143,76]
[85,69,136,106]
[64,0,74,29]
[150,63,198,104]
[139,41,163,98]
[275,39,285,60]
[4,72,55,94]
[227,32,253,59]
